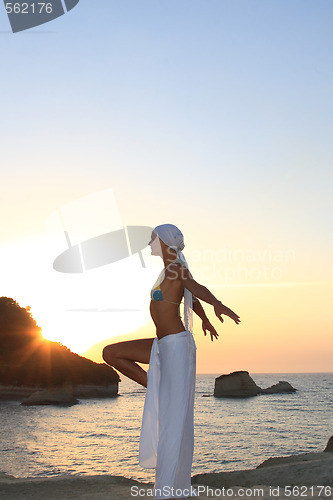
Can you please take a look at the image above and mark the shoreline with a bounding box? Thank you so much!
[0,384,118,401]
[1,452,332,499]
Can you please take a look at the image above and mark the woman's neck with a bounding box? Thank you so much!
[161,250,178,268]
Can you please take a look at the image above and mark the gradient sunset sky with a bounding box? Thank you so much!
[1,1,332,373]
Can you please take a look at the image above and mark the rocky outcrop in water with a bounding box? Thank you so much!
[1,382,119,404]
[260,381,296,394]
[73,384,118,398]
[214,371,297,398]
[21,386,79,406]
[214,371,261,397]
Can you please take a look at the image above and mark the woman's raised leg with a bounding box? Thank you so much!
[102,338,154,387]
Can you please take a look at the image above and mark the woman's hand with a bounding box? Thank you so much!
[214,301,240,325]
[202,318,219,342]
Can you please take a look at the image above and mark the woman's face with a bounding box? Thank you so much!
[149,232,163,256]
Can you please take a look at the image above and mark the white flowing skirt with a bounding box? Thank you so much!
[139,330,197,499]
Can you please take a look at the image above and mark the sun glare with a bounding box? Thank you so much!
[0,234,156,356]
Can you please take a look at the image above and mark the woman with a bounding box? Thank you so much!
[103,224,240,499]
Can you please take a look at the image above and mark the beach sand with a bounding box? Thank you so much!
[0,452,332,499]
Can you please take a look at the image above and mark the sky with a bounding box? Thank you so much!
[0,0,332,373]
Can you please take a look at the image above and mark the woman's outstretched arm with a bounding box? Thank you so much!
[192,297,219,341]
[180,267,240,325]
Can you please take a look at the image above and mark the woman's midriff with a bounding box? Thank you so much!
[150,300,185,339]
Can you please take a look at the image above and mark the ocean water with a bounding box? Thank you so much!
[0,373,332,482]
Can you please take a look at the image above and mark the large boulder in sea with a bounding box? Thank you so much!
[21,386,79,406]
[214,371,261,397]
[214,371,297,398]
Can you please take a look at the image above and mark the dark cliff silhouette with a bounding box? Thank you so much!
[0,297,119,387]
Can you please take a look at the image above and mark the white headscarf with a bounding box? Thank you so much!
[152,224,193,335]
